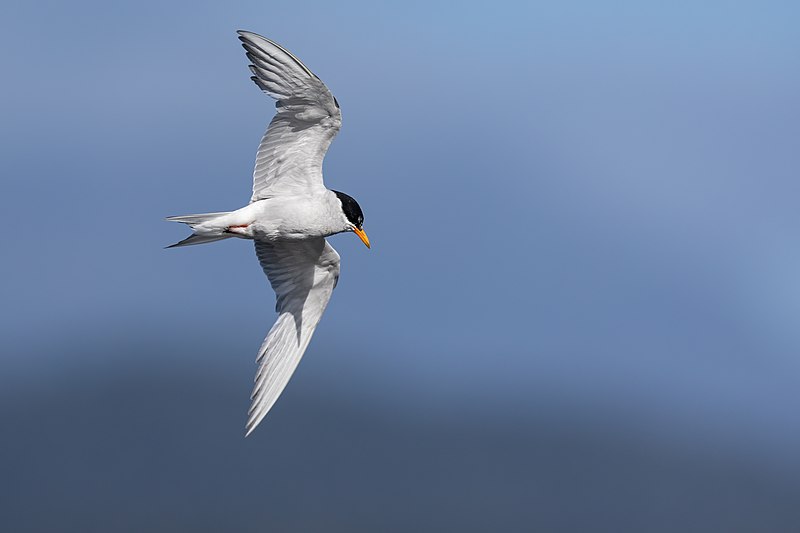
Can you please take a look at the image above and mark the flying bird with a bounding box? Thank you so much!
[167,30,370,436]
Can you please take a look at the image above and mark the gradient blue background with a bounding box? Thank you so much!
[2,1,799,531]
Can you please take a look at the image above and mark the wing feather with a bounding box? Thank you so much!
[237,31,342,200]
[245,238,340,435]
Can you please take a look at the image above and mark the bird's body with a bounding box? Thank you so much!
[167,30,369,435]
[178,192,349,241]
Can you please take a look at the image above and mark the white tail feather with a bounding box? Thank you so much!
[165,211,233,248]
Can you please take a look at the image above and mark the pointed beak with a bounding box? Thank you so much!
[353,227,371,249]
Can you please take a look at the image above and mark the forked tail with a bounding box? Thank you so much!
[165,211,233,248]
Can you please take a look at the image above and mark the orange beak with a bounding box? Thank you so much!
[353,227,371,249]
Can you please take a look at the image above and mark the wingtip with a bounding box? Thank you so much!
[237,31,253,46]
[244,419,259,438]
[237,30,260,42]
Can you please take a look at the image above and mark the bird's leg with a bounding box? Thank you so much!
[226,224,251,236]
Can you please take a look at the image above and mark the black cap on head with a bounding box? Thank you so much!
[332,190,364,229]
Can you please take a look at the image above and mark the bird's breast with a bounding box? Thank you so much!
[249,195,339,240]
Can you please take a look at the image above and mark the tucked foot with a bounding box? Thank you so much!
[226,224,251,236]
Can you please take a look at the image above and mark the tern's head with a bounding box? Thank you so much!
[332,190,370,248]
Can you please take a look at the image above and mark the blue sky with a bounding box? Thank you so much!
[2,1,800,528]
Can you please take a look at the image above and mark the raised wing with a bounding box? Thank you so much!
[246,238,340,435]
[238,30,342,201]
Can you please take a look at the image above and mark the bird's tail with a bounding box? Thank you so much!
[165,211,233,248]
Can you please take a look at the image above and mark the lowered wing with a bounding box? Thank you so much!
[246,237,340,435]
